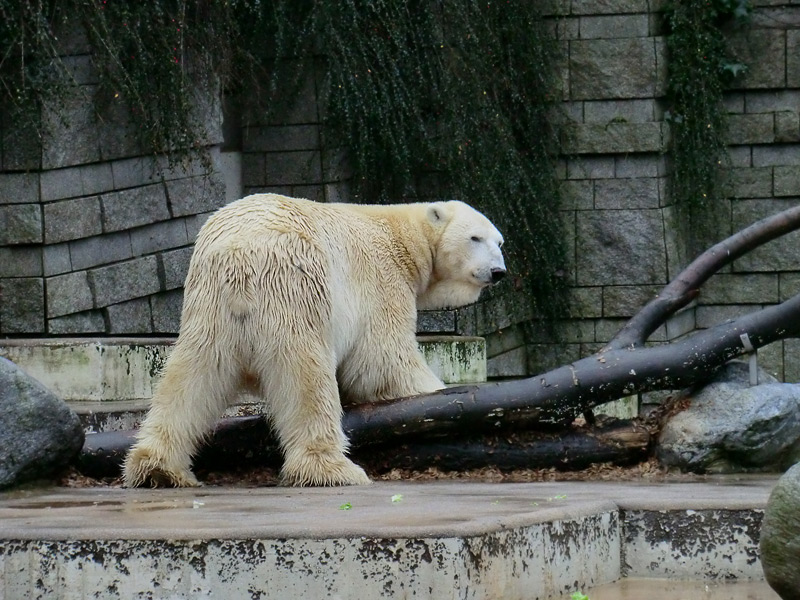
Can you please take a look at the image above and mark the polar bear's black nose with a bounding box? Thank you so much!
[491,268,507,284]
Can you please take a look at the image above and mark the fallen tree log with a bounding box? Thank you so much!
[77,204,800,477]
[79,417,649,478]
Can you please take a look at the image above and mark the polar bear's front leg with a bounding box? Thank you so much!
[265,348,371,487]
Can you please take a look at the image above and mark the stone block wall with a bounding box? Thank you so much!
[1,1,799,386]
[0,28,229,336]
[470,0,800,385]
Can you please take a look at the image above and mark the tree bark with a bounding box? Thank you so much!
[79,417,649,478]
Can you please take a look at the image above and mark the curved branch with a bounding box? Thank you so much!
[607,204,800,350]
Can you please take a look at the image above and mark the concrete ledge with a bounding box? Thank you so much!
[0,335,486,410]
[0,479,775,599]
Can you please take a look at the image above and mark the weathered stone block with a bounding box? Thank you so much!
[160,246,194,290]
[46,271,94,318]
[151,290,184,333]
[753,144,800,167]
[583,99,656,123]
[69,231,133,271]
[0,173,39,204]
[40,166,84,202]
[561,122,665,153]
[570,38,657,100]
[97,100,143,162]
[525,343,581,377]
[780,272,800,301]
[701,273,779,304]
[725,167,773,198]
[773,112,800,146]
[560,180,594,210]
[696,304,758,329]
[594,177,659,209]
[725,113,775,145]
[784,338,800,383]
[579,14,649,39]
[787,29,800,88]
[732,199,800,271]
[80,162,115,195]
[1,115,41,171]
[101,184,170,232]
[0,247,42,278]
[48,311,106,334]
[570,0,648,15]
[41,87,101,169]
[243,125,319,152]
[0,278,44,333]
[603,285,661,317]
[727,146,752,168]
[89,256,161,307]
[291,185,324,202]
[130,220,188,256]
[166,174,227,217]
[106,298,153,334]
[723,92,745,113]
[568,286,603,319]
[577,209,668,285]
[43,244,71,277]
[110,157,163,190]
[774,166,800,197]
[416,310,457,334]
[745,90,800,113]
[485,324,525,358]
[0,204,42,245]
[615,154,665,178]
[487,346,528,378]
[43,196,103,244]
[566,156,615,179]
[265,151,323,186]
[728,29,786,89]
[241,154,266,187]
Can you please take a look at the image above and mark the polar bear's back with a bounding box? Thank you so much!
[179,194,416,362]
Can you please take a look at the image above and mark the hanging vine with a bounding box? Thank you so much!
[0,0,568,321]
[664,0,750,249]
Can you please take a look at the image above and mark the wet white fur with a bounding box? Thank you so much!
[123,194,504,488]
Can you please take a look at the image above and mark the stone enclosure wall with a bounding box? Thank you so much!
[1,0,799,384]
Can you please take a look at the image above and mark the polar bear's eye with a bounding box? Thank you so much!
[470,236,482,243]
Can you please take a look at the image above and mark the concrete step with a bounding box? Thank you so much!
[0,478,776,599]
[1,336,486,432]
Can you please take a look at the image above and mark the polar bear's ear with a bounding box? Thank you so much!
[427,202,453,226]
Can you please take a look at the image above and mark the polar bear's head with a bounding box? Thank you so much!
[418,200,506,310]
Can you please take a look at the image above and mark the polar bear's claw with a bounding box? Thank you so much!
[123,447,200,488]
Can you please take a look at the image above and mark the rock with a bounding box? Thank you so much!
[760,462,800,600]
[657,361,800,473]
[0,357,84,488]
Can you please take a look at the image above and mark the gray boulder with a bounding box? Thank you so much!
[760,462,800,600]
[0,357,84,488]
[657,361,800,473]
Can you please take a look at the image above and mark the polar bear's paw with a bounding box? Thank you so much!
[281,451,371,487]
[123,447,201,488]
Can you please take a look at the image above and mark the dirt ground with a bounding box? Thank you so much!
[57,456,706,489]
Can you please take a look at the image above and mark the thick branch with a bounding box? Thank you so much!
[344,291,800,446]
[608,204,800,350]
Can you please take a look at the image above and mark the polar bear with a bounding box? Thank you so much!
[123,193,505,487]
